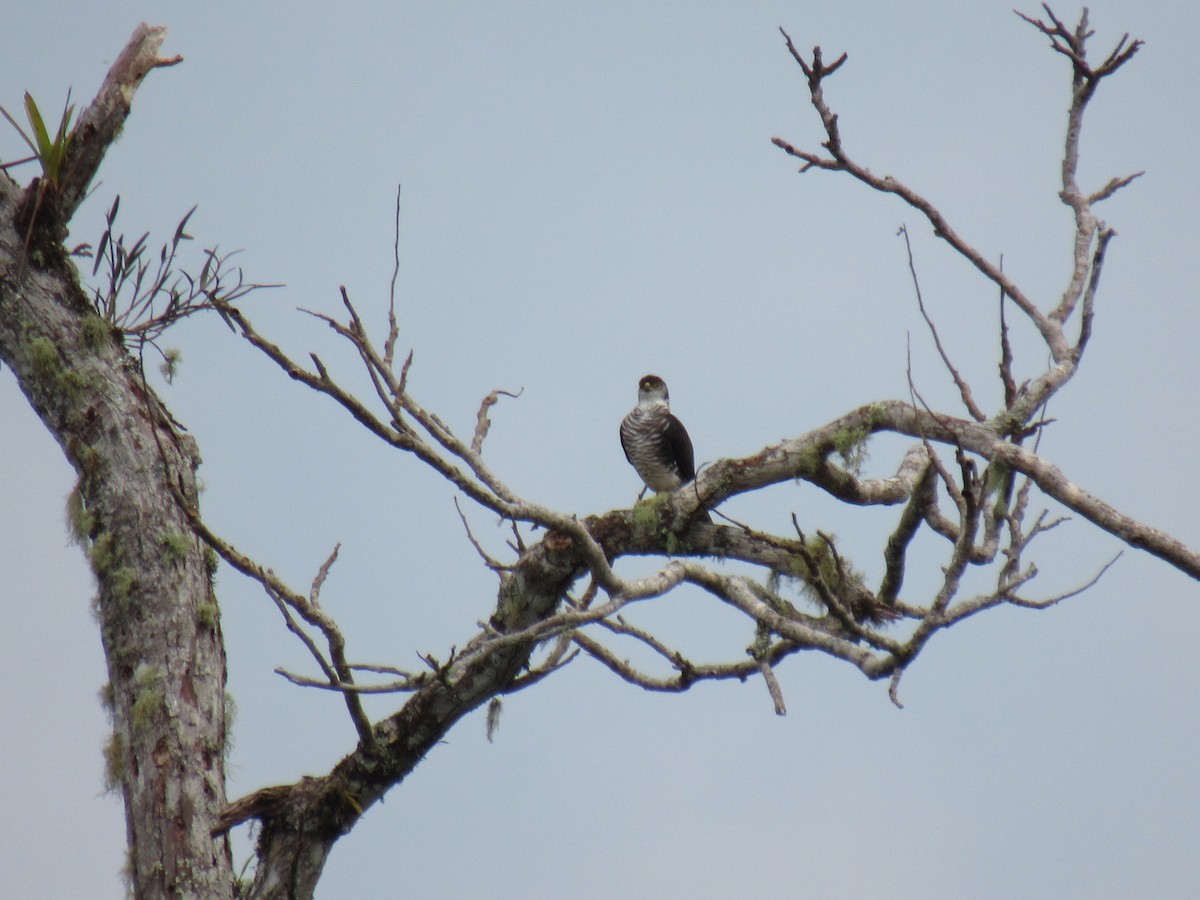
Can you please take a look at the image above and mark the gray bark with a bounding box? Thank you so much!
[0,26,233,900]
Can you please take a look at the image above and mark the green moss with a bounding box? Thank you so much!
[783,552,813,581]
[27,336,60,382]
[991,408,1022,437]
[65,486,93,546]
[830,423,871,473]
[107,640,139,672]
[77,443,102,477]
[98,681,115,711]
[60,368,88,399]
[80,313,110,349]
[630,494,668,542]
[89,530,140,607]
[983,461,1013,516]
[109,567,137,602]
[131,667,164,736]
[793,441,823,475]
[196,602,219,630]
[26,334,88,401]
[131,691,161,734]
[204,547,219,576]
[755,574,801,619]
[89,532,117,574]
[161,531,190,562]
[102,731,124,793]
[665,530,692,555]
[223,691,237,758]
[780,533,868,610]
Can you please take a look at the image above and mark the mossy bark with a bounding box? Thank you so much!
[0,26,234,900]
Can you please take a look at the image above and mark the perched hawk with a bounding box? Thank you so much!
[620,374,702,501]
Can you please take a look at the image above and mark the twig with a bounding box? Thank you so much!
[384,184,402,370]
[997,254,1018,409]
[1006,551,1122,609]
[57,24,183,218]
[172,490,376,747]
[757,659,787,716]
[472,387,522,455]
[888,668,905,709]
[274,669,425,694]
[454,496,512,573]
[878,462,935,605]
[310,543,340,607]
[899,224,986,422]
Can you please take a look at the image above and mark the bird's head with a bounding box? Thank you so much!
[637,374,670,407]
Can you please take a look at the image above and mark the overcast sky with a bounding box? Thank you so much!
[3,2,1198,898]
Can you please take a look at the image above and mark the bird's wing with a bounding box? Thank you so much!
[664,413,696,481]
[619,415,636,466]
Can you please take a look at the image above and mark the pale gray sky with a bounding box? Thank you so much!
[2,2,1198,898]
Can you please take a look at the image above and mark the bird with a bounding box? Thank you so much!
[620,374,708,519]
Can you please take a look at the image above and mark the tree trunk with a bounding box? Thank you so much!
[0,26,234,899]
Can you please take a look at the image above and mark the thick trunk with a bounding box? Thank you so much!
[0,26,234,899]
[0,174,234,898]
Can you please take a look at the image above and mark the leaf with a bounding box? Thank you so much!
[23,92,51,161]
[198,249,215,290]
[20,92,74,183]
[46,97,74,180]
[93,228,110,276]
[0,103,37,156]
[54,90,74,147]
[174,206,197,245]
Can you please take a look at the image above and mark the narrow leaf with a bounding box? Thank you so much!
[174,206,197,244]
[0,103,38,155]
[23,92,52,160]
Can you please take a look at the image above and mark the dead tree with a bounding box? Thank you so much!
[0,9,1192,899]
[0,27,234,900]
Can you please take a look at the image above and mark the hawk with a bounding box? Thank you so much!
[620,375,707,517]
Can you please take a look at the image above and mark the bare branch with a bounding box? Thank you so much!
[776,10,1145,436]
[310,543,340,608]
[1006,551,1122,609]
[750,625,788,715]
[274,669,425,694]
[172,490,376,745]
[1089,171,1144,204]
[603,615,689,663]
[384,184,402,370]
[998,256,1018,409]
[771,37,1057,358]
[454,496,513,574]
[571,631,802,696]
[757,659,787,716]
[899,224,986,422]
[689,399,1200,581]
[878,462,936,605]
[55,25,182,218]
[888,669,905,709]
[472,387,522,455]
[503,646,580,692]
[1074,225,1114,356]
